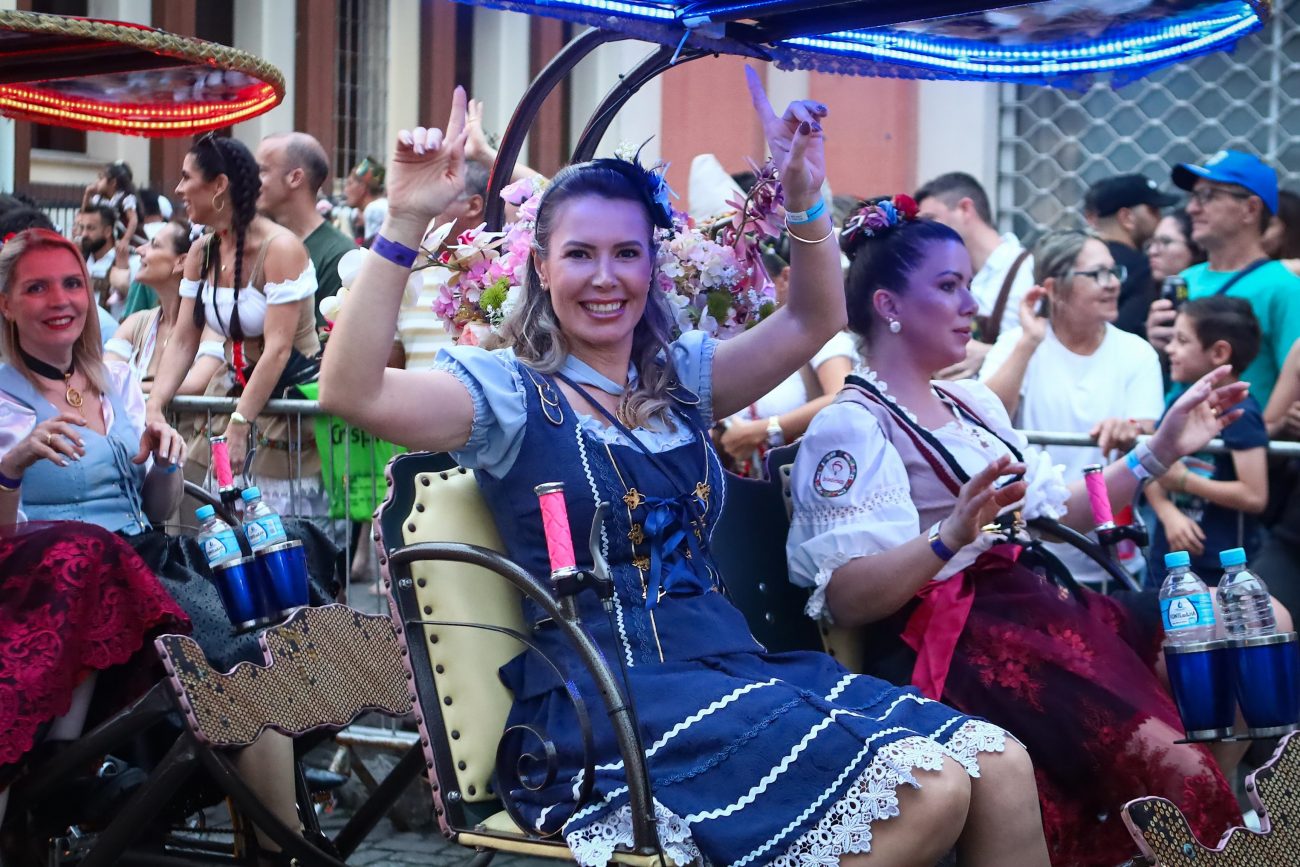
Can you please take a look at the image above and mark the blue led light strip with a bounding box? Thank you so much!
[782,10,1261,76]
[533,0,677,19]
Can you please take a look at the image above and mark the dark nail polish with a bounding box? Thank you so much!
[799,121,811,135]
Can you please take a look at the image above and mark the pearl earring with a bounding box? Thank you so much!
[888,319,902,334]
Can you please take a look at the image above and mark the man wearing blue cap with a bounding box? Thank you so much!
[1147,149,1300,404]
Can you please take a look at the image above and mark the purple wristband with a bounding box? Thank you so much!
[371,234,419,269]
[0,469,21,491]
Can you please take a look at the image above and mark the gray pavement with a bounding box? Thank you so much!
[321,806,554,867]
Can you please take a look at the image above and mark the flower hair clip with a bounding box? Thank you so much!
[842,194,921,246]
[611,140,676,230]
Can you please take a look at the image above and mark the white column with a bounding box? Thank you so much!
[567,40,664,163]
[764,67,809,122]
[0,0,13,192]
[232,0,297,148]
[471,8,532,150]
[386,0,421,148]
[916,80,1000,192]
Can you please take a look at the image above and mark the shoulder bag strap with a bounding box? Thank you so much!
[841,376,966,495]
[1213,258,1271,297]
[982,248,1032,345]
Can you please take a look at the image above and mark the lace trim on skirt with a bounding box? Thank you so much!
[561,721,1005,867]
[566,798,701,867]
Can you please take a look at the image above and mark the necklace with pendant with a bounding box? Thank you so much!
[19,345,83,408]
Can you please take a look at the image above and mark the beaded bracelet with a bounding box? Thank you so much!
[371,234,419,269]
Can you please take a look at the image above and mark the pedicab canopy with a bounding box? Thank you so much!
[459,0,1270,86]
[0,10,283,136]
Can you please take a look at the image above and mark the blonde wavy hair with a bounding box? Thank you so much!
[498,160,680,428]
[0,228,107,396]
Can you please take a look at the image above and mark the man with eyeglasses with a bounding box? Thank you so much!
[1147,150,1300,405]
[1084,174,1179,335]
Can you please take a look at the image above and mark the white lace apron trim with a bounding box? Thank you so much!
[566,798,701,867]
[561,721,1006,867]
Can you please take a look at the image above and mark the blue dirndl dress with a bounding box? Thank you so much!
[437,335,1007,867]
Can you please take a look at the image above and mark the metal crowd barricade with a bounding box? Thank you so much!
[164,394,1300,577]
[165,394,396,603]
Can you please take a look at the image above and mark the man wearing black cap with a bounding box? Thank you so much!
[1147,149,1300,404]
[1084,174,1179,335]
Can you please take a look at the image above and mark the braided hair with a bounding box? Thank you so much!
[189,135,261,341]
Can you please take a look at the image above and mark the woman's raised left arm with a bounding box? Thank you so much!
[712,67,845,419]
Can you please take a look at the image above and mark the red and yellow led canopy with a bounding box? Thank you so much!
[0,10,283,136]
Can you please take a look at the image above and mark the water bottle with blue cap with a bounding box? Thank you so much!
[1160,550,1216,644]
[1217,547,1276,638]
[241,486,288,552]
[196,504,241,568]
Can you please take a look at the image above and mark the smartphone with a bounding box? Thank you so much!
[1034,295,1051,318]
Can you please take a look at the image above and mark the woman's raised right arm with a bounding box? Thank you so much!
[318,89,479,452]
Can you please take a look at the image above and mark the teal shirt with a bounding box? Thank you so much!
[1185,259,1300,405]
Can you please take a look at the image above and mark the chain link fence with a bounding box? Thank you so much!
[998,0,1300,242]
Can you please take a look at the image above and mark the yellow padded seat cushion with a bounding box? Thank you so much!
[777,457,865,673]
[463,811,670,866]
[402,466,527,802]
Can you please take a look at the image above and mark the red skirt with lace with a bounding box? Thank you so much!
[0,521,189,777]
[921,547,1239,867]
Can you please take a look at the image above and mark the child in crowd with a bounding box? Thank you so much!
[1148,296,1269,574]
[82,159,141,246]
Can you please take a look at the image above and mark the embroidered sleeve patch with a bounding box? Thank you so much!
[813,450,857,497]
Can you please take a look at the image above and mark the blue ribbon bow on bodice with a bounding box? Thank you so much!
[642,493,711,609]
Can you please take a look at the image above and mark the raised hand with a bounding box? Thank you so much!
[385,87,471,231]
[1149,364,1249,464]
[1018,284,1050,345]
[464,98,497,167]
[1091,416,1140,459]
[1146,298,1177,353]
[744,66,826,209]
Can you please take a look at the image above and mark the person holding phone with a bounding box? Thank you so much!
[980,230,1165,584]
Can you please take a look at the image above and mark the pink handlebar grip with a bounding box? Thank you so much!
[535,482,577,573]
[211,436,235,489]
[1083,464,1114,529]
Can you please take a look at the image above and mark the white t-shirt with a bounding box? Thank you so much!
[743,331,860,421]
[981,321,1165,581]
[971,233,1034,340]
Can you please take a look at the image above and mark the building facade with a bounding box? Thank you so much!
[1,0,1295,238]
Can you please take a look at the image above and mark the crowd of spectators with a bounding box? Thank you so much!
[6,102,1300,863]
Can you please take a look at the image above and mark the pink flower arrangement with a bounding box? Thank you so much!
[426,161,785,342]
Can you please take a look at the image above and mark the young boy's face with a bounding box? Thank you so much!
[1167,312,1216,384]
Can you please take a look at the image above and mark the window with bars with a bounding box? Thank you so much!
[998,0,1300,242]
[334,0,391,187]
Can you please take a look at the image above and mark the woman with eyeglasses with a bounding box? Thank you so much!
[980,230,1166,584]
